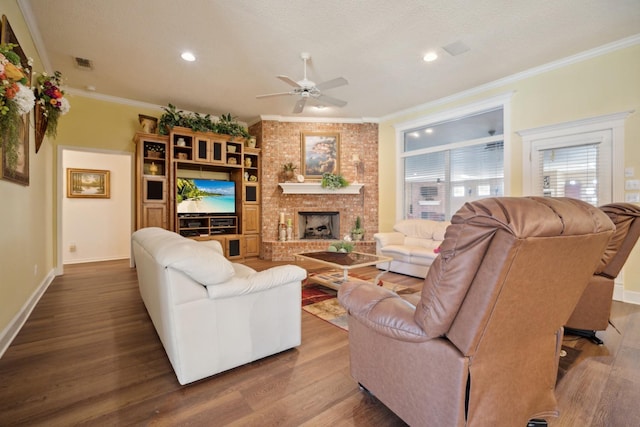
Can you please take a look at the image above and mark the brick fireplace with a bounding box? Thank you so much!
[298,211,340,239]
[249,119,379,261]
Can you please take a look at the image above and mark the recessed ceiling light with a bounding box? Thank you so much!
[181,51,196,62]
[425,128,433,134]
[423,52,438,62]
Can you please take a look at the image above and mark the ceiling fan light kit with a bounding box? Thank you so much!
[256,52,348,114]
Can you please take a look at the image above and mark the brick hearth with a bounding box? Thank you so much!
[263,240,376,262]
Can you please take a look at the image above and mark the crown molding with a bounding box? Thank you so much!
[65,88,165,111]
[381,33,640,123]
[17,0,52,72]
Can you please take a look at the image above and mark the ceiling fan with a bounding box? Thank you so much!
[256,52,348,114]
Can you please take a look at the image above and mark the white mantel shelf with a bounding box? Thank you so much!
[279,182,364,195]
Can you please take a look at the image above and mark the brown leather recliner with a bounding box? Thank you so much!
[565,203,640,344]
[338,197,614,427]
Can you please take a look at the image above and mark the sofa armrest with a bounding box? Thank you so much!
[206,265,307,299]
[338,281,430,342]
[199,239,225,256]
[373,232,405,249]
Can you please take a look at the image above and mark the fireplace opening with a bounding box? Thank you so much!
[298,211,340,240]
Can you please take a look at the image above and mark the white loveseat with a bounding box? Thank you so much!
[374,219,450,278]
[131,227,307,385]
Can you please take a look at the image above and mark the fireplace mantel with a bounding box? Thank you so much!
[279,183,364,195]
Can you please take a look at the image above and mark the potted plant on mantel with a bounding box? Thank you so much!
[282,163,297,181]
[351,216,364,241]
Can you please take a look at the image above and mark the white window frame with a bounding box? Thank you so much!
[520,111,631,202]
[394,92,513,222]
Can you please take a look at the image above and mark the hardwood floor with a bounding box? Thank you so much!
[0,259,639,426]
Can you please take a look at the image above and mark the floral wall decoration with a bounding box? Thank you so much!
[0,43,35,184]
[34,71,70,152]
[0,14,71,187]
[0,17,34,185]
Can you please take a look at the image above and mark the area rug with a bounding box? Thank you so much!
[301,272,419,331]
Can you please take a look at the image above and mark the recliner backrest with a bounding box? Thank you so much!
[413,197,615,355]
[596,203,640,279]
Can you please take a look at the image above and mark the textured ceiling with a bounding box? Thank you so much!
[19,0,640,123]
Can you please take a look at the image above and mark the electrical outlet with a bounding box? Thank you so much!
[69,243,76,252]
[33,265,38,276]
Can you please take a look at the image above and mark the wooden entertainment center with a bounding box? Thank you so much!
[134,127,261,260]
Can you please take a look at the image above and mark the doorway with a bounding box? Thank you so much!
[57,147,132,272]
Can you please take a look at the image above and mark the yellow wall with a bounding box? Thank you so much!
[51,96,162,265]
[0,0,162,336]
[0,1,50,336]
[378,44,640,295]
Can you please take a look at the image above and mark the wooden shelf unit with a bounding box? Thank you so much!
[177,215,238,238]
[134,126,261,259]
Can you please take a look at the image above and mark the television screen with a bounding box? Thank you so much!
[176,178,236,214]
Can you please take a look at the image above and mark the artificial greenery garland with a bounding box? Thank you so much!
[158,104,250,139]
[321,172,349,189]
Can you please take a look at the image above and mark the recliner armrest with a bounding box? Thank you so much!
[338,281,430,342]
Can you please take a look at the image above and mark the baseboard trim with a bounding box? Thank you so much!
[0,269,56,358]
[613,283,640,306]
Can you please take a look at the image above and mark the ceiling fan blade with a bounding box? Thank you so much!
[256,91,293,99]
[316,94,347,107]
[293,98,306,114]
[315,77,348,91]
[277,75,301,88]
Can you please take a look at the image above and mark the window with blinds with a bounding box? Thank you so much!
[530,130,612,206]
[538,144,599,204]
[401,108,504,220]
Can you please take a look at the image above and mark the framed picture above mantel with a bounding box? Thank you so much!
[301,132,339,180]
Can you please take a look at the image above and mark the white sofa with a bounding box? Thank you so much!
[131,227,307,385]
[374,219,450,278]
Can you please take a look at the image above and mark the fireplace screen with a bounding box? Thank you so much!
[298,211,340,239]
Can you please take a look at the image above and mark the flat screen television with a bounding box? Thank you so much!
[176,178,236,215]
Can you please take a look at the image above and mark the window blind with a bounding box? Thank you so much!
[537,143,604,206]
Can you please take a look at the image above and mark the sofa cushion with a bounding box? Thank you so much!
[153,238,235,286]
[380,245,412,263]
[432,221,449,241]
[409,247,439,265]
[404,236,441,249]
[381,245,438,266]
[393,219,449,239]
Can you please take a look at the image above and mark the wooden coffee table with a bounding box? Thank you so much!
[296,251,392,290]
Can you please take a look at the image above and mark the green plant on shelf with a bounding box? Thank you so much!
[158,105,251,140]
[146,144,165,157]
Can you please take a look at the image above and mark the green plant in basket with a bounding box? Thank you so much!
[327,241,354,253]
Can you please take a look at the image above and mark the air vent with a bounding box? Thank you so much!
[442,41,470,57]
[74,57,94,70]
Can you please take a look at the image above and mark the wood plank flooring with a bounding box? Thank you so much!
[0,259,639,426]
